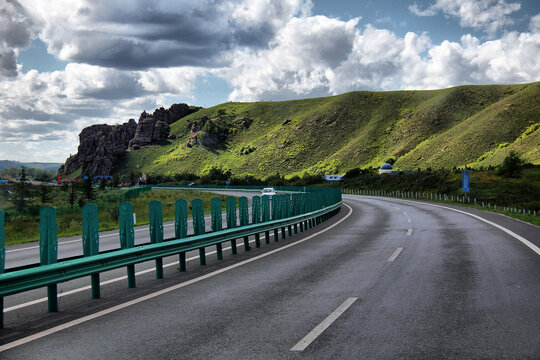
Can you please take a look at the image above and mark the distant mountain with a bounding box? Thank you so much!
[0,160,62,171]
[65,82,540,178]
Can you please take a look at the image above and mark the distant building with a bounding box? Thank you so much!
[379,163,394,174]
[323,175,344,181]
[94,175,113,182]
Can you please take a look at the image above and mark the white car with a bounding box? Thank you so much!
[261,187,276,198]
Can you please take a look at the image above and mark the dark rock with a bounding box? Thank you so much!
[128,104,200,149]
[60,103,202,176]
[59,119,137,176]
[282,119,291,125]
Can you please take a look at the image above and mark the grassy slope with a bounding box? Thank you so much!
[115,82,540,177]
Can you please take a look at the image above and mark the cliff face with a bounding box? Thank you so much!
[59,120,137,176]
[60,103,200,176]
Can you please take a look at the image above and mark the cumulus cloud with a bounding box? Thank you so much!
[218,15,359,101]
[0,63,201,163]
[18,0,310,70]
[531,13,540,33]
[409,0,521,36]
[0,0,41,77]
[217,15,540,102]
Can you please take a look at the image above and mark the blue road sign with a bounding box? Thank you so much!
[462,169,470,192]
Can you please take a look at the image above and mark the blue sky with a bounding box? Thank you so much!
[1,0,539,163]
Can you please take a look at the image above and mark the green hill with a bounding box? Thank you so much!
[114,82,540,178]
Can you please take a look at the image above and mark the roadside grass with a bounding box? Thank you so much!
[3,188,234,246]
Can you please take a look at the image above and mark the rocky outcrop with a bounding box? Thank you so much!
[186,114,252,149]
[60,103,201,176]
[128,104,201,150]
[59,119,137,176]
[186,116,225,149]
[128,117,170,150]
[153,103,195,124]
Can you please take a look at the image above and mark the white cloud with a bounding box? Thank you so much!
[409,0,521,36]
[218,16,540,101]
[0,63,202,161]
[531,13,540,33]
[218,15,359,101]
[0,0,41,77]
[18,0,310,70]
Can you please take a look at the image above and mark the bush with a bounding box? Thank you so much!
[344,168,361,178]
[497,151,524,178]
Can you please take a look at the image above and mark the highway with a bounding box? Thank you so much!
[1,195,539,359]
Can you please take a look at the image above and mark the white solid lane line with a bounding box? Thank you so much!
[5,234,270,312]
[396,199,540,257]
[0,204,353,352]
[387,248,403,262]
[290,297,358,351]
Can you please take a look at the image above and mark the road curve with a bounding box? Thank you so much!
[1,195,539,359]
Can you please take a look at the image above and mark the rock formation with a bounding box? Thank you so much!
[186,114,252,149]
[128,104,201,150]
[60,103,201,176]
[59,119,137,176]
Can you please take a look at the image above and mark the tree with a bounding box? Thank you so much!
[99,178,107,191]
[39,184,51,206]
[497,151,524,178]
[83,176,95,200]
[69,182,77,205]
[112,175,120,189]
[13,167,32,215]
[129,170,139,186]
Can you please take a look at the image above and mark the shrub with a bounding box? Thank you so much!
[497,151,524,178]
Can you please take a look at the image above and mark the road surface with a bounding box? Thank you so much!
[1,195,539,359]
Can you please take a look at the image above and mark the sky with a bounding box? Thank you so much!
[1,0,539,164]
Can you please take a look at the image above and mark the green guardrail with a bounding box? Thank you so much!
[0,186,341,328]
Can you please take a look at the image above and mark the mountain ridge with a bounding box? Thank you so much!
[65,82,540,178]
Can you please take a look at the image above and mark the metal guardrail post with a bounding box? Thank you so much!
[119,202,136,288]
[0,210,4,328]
[239,197,250,251]
[82,204,100,299]
[272,195,280,242]
[284,194,292,237]
[175,199,188,271]
[292,194,299,234]
[192,199,206,265]
[211,198,223,260]
[298,194,305,232]
[149,201,164,279]
[262,196,270,244]
[226,197,238,255]
[40,206,58,312]
[252,196,261,248]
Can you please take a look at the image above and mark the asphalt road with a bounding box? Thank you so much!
[1,195,539,359]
